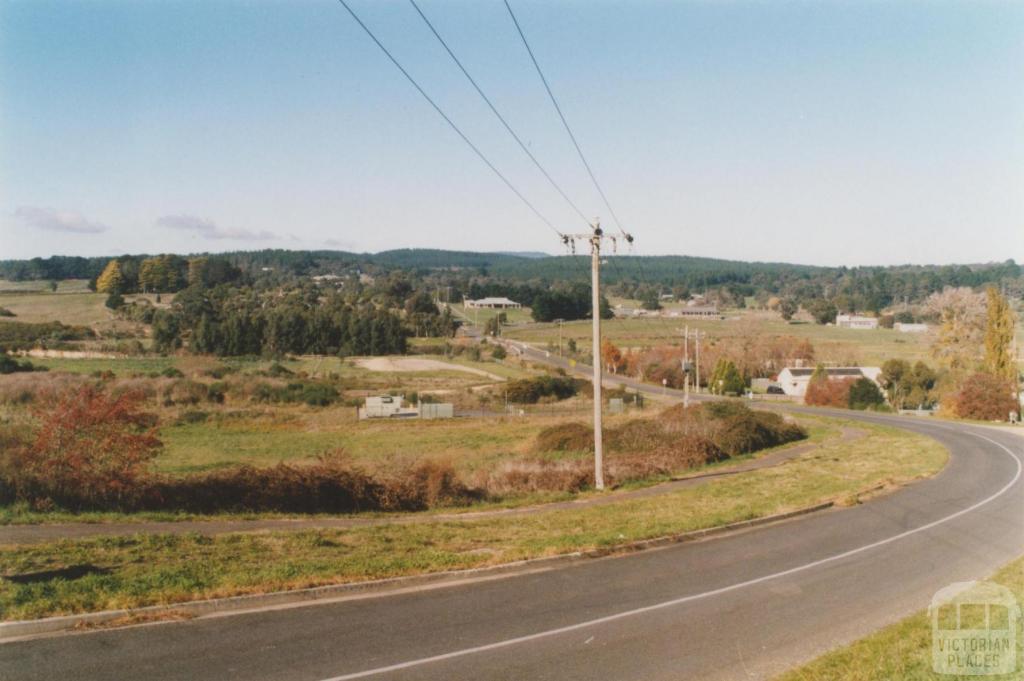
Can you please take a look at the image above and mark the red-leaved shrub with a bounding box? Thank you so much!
[954,373,1019,421]
[3,385,162,509]
[804,377,856,407]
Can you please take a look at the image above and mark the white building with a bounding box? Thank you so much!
[894,322,929,333]
[464,297,522,310]
[677,305,719,319]
[359,395,419,419]
[835,314,879,329]
[776,366,882,398]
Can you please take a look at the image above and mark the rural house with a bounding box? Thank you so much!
[776,366,883,398]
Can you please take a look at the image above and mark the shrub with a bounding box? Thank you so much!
[505,375,583,404]
[105,292,125,310]
[534,422,594,452]
[160,367,185,378]
[0,307,15,317]
[492,345,507,360]
[175,410,210,425]
[848,378,886,410]
[251,380,339,407]
[520,402,806,492]
[0,320,94,350]
[0,355,46,374]
[1,386,162,510]
[805,377,856,407]
[265,362,293,377]
[162,379,208,406]
[140,454,480,514]
[953,373,1019,421]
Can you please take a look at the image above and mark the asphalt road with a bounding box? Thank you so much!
[2,345,1023,681]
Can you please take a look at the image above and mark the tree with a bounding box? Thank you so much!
[96,259,124,294]
[151,310,182,352]
[105,292,125,310]
[640,293,662,311]
[805,298,838,325]
[848,378,885,410]
[879,359,911,407]
[953,373,1018,421]
[709,359,744,395]
[779,298,798,321]
[925,286,986,372]
[601,339,625,374]
[983,286,1016,382]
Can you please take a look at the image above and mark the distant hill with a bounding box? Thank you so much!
[1,249,1019,301]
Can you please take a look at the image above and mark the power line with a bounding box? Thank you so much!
[408,0,591,229]
[336,0,563,237]
[503,0,629,237]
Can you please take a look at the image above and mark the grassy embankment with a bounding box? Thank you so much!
[0,420,947,620]
[774,554,1024,681]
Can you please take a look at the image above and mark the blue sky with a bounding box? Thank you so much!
[1,0,1022,265]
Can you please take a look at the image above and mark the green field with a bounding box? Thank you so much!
[0,279,91,293]
[0,420,947,620]
[158,407,609,474]
[452,303,534,326]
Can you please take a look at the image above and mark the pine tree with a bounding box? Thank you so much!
[983,286,1016,382]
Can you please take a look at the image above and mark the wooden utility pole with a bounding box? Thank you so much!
[590,234,604,489]
[561,219,632,491]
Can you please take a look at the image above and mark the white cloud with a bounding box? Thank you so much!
[14,206,109,234]
[155,214,277,241]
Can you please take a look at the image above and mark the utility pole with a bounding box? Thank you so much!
[561,219,632,491]
[555,318,565,358]
[695,329,702,394]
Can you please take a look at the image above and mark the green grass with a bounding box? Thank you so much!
[452,304,534,326]
[0,279,91,294]
[0,422,947,620]
[27,356,181,375]
[156,410,594,474]
[774,554,1024,681]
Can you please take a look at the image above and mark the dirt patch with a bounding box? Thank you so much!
[355,357,503,381]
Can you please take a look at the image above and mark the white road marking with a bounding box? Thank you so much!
[320,432,1021,681]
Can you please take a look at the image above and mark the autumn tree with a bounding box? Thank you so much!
[96,259,125,294]
[925,286,986,372]
[601,339,625,374]
[983,286,1016,382]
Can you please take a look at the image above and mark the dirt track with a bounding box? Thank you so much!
[355,357,504,381]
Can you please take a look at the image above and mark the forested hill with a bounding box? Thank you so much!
[1,248,1020,296]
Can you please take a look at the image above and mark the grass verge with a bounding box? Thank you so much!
[0,421,946,620]
[773,554,1024,681]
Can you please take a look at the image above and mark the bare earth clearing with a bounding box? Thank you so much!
[354,356,504,381]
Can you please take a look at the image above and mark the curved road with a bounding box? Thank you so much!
[3,344,1023,681]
